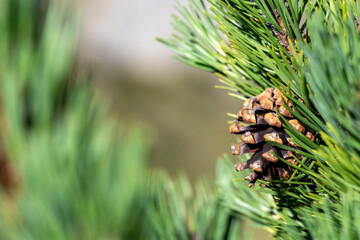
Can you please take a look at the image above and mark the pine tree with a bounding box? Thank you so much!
[2,0,360,239]
[160,0,360,239]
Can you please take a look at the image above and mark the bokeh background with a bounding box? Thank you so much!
[76,0,240,180]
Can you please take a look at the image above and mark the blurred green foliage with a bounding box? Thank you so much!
[0,0,244,239]
[147,170,244,240]
[0,0,149,239]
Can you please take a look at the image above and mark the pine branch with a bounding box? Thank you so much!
[215,1,360,238]
[301,2,360,194]
[161,0,316,99]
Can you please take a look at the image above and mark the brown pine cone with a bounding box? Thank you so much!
[230,88,315,187]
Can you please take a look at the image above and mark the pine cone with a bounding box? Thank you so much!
[230,88,315,187]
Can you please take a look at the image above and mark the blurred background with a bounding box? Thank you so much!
[77,0,239,180]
